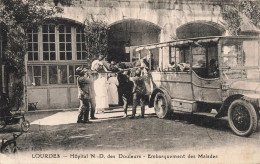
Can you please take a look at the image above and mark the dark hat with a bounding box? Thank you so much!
[76,66,83,75]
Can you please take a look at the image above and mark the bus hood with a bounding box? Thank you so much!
[230,81,260,96]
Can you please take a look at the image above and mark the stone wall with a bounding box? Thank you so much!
[51,0,226,42]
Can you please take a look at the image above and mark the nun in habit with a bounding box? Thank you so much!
[108,73,119,105]
[94,73,109,113]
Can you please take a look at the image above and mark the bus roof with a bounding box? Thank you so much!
[135,35,260,51]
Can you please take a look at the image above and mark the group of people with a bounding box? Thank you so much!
[76,54,150,123]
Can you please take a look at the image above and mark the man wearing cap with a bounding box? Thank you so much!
[129,69,146,119]
[76,67,96,123]
[117,70,133,118]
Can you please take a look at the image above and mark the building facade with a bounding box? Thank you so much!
[23,0,238,109]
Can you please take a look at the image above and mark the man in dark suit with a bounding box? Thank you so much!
[130,69,146,119]
[76,67,96,123]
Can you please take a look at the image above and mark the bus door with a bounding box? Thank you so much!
[191,40,222,103]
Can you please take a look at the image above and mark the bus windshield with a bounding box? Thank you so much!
[220,39,259,80]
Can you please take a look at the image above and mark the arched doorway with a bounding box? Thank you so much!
[107,19,161,62]
[176,21,226,39]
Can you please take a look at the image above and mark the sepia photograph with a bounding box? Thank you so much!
[0,0,260,163]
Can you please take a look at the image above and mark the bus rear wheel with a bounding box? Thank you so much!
[154,92,171,119]
[228,99,258,137]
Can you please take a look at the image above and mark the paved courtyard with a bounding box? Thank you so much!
[1,106,260,163]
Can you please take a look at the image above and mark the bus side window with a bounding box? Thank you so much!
[192,46,207,77]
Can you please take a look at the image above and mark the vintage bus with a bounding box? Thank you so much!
[135,35,260,137]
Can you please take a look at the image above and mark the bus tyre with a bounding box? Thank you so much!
[154,92,171,119]
[228,99,258,137]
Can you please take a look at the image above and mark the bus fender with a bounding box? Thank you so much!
[148,87,171,108]
[215,94,260,118]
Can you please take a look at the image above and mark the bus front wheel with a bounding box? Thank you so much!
[154,92,171,119]
[228,99,258,137]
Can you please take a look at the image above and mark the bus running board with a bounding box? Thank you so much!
[171,99,197,113]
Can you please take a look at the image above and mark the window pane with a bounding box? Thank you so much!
[28,43,32,51]
[42,25,48,33]
[28,52,33,61]
[60,43,65,51]
[33,34,38,42]
[60,52,65,60]
[59,34,65,42]
[76,27,81,33]
[59,25,64,33]
[76,43,81,51]
[76,34,80,42]
[82,52,86,60]
[222,45,238,67]
[42,66,47,84]
[43,43,48,51]
[50,43,55,51]
[27,66,33,86]
[243,41,258,67]
[192,55,206,68]
[184,48,190,63]
[34,53,38,60]
[49,25,55,33]
[43,34,48,42]
[66,43,71,51]
[66,34,71,42]
[77,52,81,60]
[43,52,49,60]
[34,66,41,76]
[49,66,57,84]
[192,47,205,67]
[34,43,38,51]
[28,34,32,42]
[81,34,85,42]
[69,65,74,83]
[50,52,56,60]
[58,65,67,84]
[35,77,41,86]
[82,43,86,51]
[50,34,55,42]
[66,26,71,33]
[66,52,72,60]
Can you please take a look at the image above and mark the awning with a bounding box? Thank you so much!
[168,40,193,46]
[196,38,219,44]
[135,43,168,52]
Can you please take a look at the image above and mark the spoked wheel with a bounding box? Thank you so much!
[228,99,258,137]
[1,141,17,154]
[21,120,30,132]
[0,120,6,129]
[154,92,171,119]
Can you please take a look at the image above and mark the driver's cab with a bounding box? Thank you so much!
[166,38,219,79]
[219,36,259,82]
[191,39,219,79]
